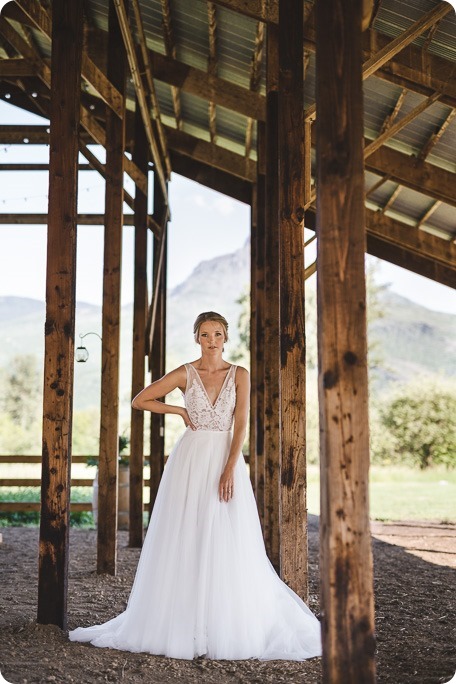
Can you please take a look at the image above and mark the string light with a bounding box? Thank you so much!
[0,182,104,205]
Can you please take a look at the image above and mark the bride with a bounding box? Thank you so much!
[69,311,322,661]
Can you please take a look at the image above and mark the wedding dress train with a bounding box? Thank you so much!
[69,363,322,660]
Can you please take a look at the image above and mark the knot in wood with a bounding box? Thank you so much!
[323,369,338,389]
[343,351,357,365]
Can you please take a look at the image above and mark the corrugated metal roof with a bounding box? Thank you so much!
[0,0,454,245]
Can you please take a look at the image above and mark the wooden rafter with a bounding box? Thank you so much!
[380,88,407,134]
[113,0,169,197]
[305,207,456,285]
[365,174,390,197]
[160,0,182,129]
[15,0,124,117]
[364,91,441,158]
[130,0,171,176]
[304,4,451,123]
[381,184,401,214]
[0,13,147,193]
[418,108,456,162]
[416,200,442,229]
[207,2,218,144]
[245,16,265,158]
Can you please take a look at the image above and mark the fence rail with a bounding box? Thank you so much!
[0,454,151,515]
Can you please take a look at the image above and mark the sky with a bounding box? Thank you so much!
[0,99,455,315]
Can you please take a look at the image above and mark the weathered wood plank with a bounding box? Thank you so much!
[249,182,258,494]
[129,100,148,548]
[37,0,83,630]
[316,0,376,680]
[97,0,128,576]
[253,121,266,524]
[278,0,307,600]
[169,152,252,204]
[263,23,280,571]
[149,176,167,514]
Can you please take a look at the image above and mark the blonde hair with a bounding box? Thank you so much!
[193,311,229,344]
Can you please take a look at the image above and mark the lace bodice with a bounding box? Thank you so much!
[184,363,237,431]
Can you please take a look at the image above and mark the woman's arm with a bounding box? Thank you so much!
[132,365,195,428]
[219,367,250,502]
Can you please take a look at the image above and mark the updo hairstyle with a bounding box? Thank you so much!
[193,311,229,344]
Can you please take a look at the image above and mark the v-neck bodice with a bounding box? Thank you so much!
[184,363,237,431]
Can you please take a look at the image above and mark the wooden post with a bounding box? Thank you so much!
[37,0,83,629]
[129,98,148,548]
[97,0,128,575]
[316,0,376,681]
[278,0,308,600]
[263,24,280,570]
[249,182,258,493]
[149,176,167,514]
[253,121,266,524]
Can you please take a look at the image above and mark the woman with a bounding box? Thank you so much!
[69,311,322,660]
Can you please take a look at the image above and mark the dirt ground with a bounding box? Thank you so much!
[0,517,455,684]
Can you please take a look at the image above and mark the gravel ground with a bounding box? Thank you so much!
[0,517,455,684]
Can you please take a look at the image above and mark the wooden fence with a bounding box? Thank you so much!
[0,455,150,513]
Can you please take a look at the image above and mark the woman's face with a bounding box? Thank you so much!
[197,321,226,354]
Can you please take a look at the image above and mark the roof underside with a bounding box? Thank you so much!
[0,0,455,268]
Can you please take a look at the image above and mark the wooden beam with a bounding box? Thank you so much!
[250,121,266,522]
[365,90,441,158]
[362,3,453,80]
[131,0,171,175]
[211,0,277,23]
[0,57,35,76]
[165,125,256,181]
[149,49,265,121]
[365,145,456,208]
[97,0,128,576]
[129,100,148,549]
[416,200,442,229]
[418,108,456,162]
[207,2,218,145]
[316,0,376,679]
[0,163,92,171]
[113,0,169,197]
[169,151,251,204]
[245,19,265,158]
[366,233,456,289]
[37,0,83,630]
[0,214,134,225]
[278,0,307,600]
[263,23,280,571]
[149,176,168,513]
[306,206,456,275]
[249,182,258,495]
[160,0,183,129]
[15,0,124,117]
[0,17,147,194]
[379,88,407,134]
[381,184,401,214]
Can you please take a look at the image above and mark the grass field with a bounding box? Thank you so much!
[1,465,455,526]
[307,465,456,523]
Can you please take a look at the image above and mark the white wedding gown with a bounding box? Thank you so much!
[69,363,322,660]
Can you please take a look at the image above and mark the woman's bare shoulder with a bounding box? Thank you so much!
[233,365,249,380]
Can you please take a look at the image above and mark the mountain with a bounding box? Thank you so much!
[0,241,454,422]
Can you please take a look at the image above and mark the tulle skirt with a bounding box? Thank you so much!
[69,427,322,660]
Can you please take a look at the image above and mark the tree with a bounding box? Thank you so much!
[2,354,41,430]
[372,379,456,469]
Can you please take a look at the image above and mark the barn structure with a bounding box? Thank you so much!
[0,0,455,680]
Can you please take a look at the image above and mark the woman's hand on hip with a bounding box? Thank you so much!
[219,467,234,503]
[181,408,196,430]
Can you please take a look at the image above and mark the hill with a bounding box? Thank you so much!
[0,241,454,422]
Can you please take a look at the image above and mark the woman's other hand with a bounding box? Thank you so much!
[219,467,234,502]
